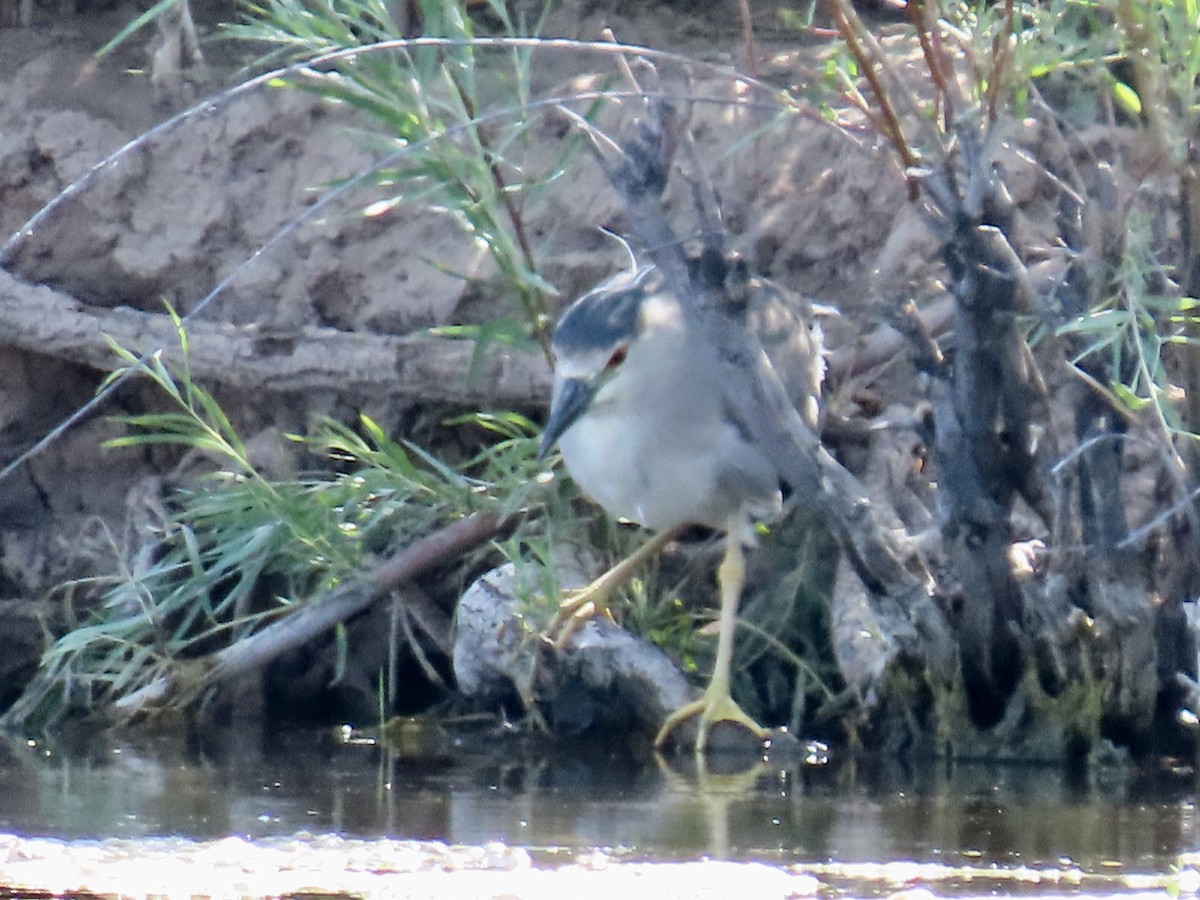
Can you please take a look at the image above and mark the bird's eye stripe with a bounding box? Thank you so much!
[606,346,628,369]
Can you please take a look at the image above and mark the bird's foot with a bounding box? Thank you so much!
[544,584,615,649]
[653,684,768,754]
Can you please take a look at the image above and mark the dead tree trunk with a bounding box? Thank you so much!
[920,135,1050,728]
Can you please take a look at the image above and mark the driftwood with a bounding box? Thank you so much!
[0,264,942,413]
[112,511,512,718]
[0,268,547,409]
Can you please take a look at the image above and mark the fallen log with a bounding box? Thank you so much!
[0,268,548,409]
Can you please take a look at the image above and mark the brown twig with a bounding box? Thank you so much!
[601,27,643,95]
[737,0,760,79]
[985,0,1016,123]
[825,295,954,383]
[825,0,918,176]
[907,0,956,129]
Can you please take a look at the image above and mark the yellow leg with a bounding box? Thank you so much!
[654,531,768,754]
[547,525,683,648]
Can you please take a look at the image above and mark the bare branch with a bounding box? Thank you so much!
[0,269,547,410]
[113,510,514,717]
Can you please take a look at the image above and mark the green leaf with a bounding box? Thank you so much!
[94,0,186,58]
[1112,79,1143,116]
[1110,381,1150,411]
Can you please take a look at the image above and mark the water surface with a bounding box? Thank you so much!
[0,723,1194,875]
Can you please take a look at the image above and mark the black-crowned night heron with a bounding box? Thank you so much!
[538,262,822,754]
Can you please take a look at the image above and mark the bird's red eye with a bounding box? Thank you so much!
[605,346,628,369]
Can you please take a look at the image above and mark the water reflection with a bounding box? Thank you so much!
[0,725,1195,871]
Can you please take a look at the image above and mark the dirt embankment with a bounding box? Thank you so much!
[5,1,1081,744]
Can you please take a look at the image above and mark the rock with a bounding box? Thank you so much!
[453,561,698,740]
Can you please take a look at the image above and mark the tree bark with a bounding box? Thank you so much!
[0,268,547,409]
